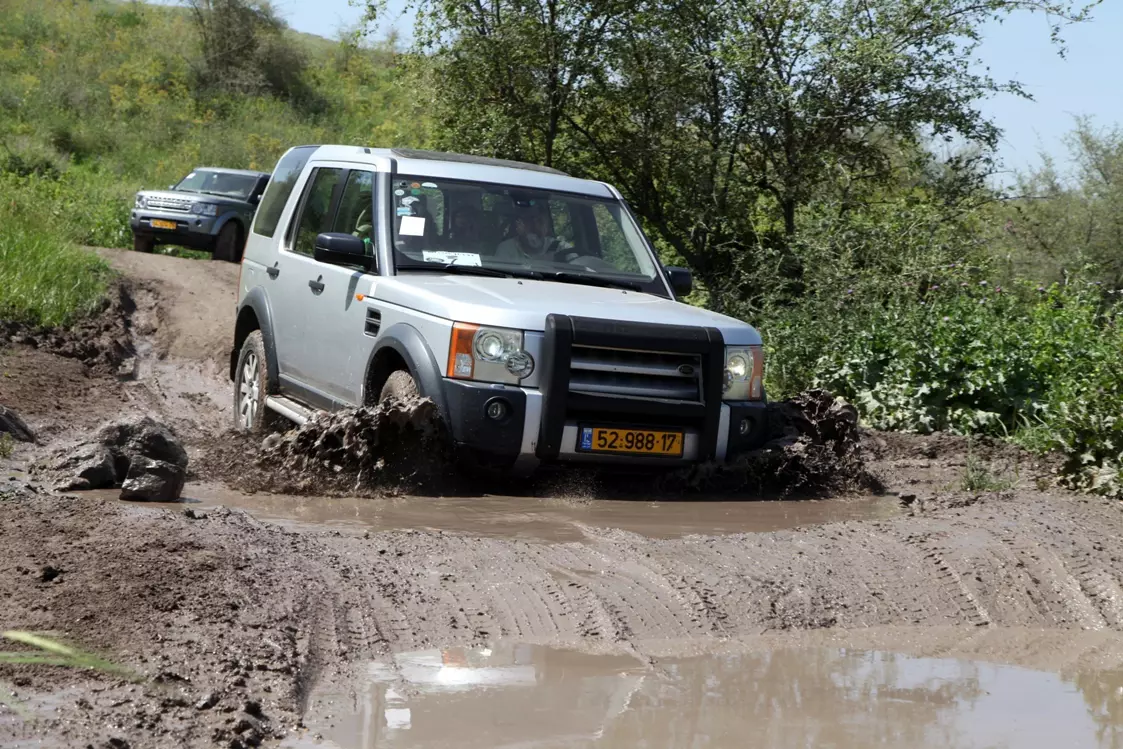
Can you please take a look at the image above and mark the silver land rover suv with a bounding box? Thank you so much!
[230,146,768,473]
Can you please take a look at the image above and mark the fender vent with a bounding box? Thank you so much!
[364,309,381,337]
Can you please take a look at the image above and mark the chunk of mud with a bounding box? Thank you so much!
[664,390,878,495]
[119,457,186,502]
[0,405,37,443]
[198,397,448,495]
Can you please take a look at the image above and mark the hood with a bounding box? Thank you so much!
[371,274,761,345]
[137,189,249,208]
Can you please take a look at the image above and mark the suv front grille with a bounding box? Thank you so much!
[146,196,192,212]
[568,345,702,402]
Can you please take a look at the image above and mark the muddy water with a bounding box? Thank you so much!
[146,484,901,541]
[289,640,1123,749]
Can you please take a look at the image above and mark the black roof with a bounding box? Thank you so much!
[389,148,569,176]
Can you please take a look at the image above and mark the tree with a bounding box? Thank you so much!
[998,118,1123,288]
[365,0,1098,309]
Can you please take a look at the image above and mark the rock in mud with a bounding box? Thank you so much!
[53,445,119,491]
[96,416,189,472]
[40,416,189,499]
[119,457,186,502]
[0,405,37,444]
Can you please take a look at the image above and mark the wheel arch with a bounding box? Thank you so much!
[229,288,279,390]
[364,323,448,417]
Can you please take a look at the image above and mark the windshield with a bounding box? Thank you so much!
[390,175,665,294]
[175,170,259,200]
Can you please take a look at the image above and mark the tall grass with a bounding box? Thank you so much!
[0,199,112,327]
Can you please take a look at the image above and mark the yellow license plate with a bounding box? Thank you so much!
[578,426,684,457]
[150,219,177,230]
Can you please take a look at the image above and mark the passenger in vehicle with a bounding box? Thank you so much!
[448,207,485,250]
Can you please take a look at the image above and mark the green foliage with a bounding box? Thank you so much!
[378,0,1095,308]
[0,630,133,677]
[0,190,113,327]
[0,434,13,460]
[995,118,1123,288]
[960,442,1015,493]
[764,273,1123,495]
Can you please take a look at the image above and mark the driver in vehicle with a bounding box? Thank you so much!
[496,206,571,261]
[448,206,485,250]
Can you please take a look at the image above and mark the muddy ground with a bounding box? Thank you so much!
[2,249,1123,748]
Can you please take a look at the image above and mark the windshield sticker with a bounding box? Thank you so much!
[410,182,421,189]
[410,189,421,196]
[399,216,426,236]
[422,251,481,267]
[421,182,438,189]
[396,207,412,216]
[394,189,405,196]
[400,196,419,206]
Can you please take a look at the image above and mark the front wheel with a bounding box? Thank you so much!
[213,222,242,263]
[234,331,271,433]
[379,370,420,403]
[133,233,155,253]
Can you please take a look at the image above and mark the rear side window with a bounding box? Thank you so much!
[251,146,317,238]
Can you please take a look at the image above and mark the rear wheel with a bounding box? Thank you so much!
[133,233,155,253]
[213,222,242,263]
[234,330,271,433]
[379,370,420,403]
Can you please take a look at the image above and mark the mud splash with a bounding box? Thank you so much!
[664,389,878,496]
[197,397,448,495]
[291,637,1123,749]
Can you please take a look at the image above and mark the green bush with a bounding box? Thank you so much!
[765,276,1123,495]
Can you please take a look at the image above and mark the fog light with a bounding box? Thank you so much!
[739,418,752,436]
[485,398,509,421]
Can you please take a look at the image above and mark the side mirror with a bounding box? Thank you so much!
[665,266,692,297]
[314,232,373,271]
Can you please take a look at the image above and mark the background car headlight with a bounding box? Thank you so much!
[134,195,147,208]
[191,202,219,216]
[448,323,535,384]
[723,345,764,401]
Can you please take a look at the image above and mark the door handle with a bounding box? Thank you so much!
[266,264,279,279]
[308,278,325,293]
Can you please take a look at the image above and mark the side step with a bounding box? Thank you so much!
[264,395,315,426]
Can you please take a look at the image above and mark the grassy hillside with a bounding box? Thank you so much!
[0,0,429,295]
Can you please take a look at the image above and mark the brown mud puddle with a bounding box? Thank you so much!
[287,634,1123,749]
[125,483,902,541]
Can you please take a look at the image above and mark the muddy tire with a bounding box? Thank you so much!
[133,233,155,253]
[379,370,420,403]
[213,222,242,263]
[234,330,271,433]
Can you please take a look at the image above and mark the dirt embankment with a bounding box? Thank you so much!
[1,248,1122,748]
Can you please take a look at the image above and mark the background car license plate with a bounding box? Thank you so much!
[579,426,684,457]
[151,219,177,230]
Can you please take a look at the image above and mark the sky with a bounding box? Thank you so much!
[269,0,1123,180]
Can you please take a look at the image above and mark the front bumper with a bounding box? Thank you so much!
[443,314,769,471]
[131,210,218,248]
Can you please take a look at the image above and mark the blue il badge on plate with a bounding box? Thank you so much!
[579,427,593,451]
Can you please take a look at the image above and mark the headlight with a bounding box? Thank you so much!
[448,323,535,384]
[723,345,764,401]
[135,195,147,208]
[191,202,219,216]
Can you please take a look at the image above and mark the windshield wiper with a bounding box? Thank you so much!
[399,263,517,279]
[546,271,643,292]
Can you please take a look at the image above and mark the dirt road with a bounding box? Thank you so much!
[3,249,1123,748]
